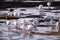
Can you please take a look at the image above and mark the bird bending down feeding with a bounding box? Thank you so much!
[23,20,36,34]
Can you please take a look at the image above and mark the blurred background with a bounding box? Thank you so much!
[0,0,60,8]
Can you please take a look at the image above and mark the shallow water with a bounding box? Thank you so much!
[0,7,60,40]
[0,29,60,40]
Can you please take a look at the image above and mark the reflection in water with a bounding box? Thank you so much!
[29,34,34,39]
[36,39,44,40]
[0,7,60,40]
[21,31,34,40]
[0,28,60,40]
